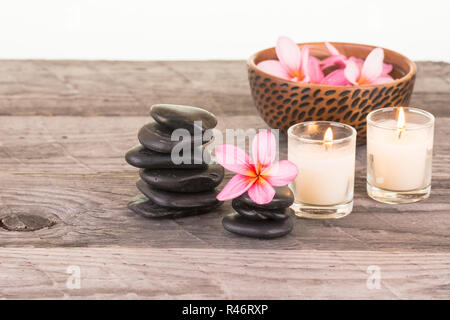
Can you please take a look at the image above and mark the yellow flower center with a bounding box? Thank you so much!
[357,76,368,85]
[291,70,305,82]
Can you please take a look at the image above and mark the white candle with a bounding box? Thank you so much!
[287,122,356,216]
[289,143,355,205]
[367,120,433,190]
[366,107,434,203]
[367,109,433,191]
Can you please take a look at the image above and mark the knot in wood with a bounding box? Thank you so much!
[0,214,55,232]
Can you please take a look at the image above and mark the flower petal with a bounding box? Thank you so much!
[322,69,350,86]
[361,48,384,82]
[257,60,291,80]
[247,177,276,205]
[325,42,340,56]
[300,45,310,81]
[262,160,298,186]
[276,36,301,73]
[344,59,360,85]
[308,56,324,84]
[382,63,393,75]
[371,76,394,84]
[349,57,364,69]
[216,174,256,201]
[251,130,277,172]
[215,144,255,176]
[320,55,347,70]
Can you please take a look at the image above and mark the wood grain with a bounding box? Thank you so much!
[0,60,252,117]
[0,60,449,299]
[0,114,449,251]
[0,61,447,117]
[0,247,449,299]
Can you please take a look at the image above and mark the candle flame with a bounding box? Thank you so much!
[397,107,406,139]
[323,127,333,149]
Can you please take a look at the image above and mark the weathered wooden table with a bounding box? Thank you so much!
[0,60,449,299]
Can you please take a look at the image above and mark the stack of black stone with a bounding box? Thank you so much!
[222,186,295,239]
[125,104,224,218]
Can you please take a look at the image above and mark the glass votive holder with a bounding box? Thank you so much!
[288,121,357,219]
[367,107,435,204]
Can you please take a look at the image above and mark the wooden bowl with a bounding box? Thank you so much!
[247,42,416,143]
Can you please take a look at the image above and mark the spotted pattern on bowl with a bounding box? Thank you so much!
[248,42,417,143]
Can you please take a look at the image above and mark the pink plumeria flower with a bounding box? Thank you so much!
[309,55,350,86]
[344,48,394,85]
[320,43,392,86]
[257,36,310,83]
[302,49,348,86]
[215,131,298,205]
[347,56,393,77]
[321,42,393,74]
[307,56,324,84]
[305,43,350,86]
[321,69,351,86]
[320,42,348,70]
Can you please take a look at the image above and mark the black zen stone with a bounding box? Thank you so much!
[222,213,293,239]
[231,200,289,220]
[138,122,212,153]
[125,145,209,169]
[139,164,224,193]
[136,179,219,208]
[235,186,294,209]
[150,104,218,134]
[128,194,220,219]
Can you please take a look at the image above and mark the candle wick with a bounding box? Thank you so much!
[398,128,404,139]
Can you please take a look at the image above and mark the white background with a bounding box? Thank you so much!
[0,0,449,61]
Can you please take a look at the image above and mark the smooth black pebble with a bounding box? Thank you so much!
[125,145,209,169]
[138,122,212,153]
[222,213,293,239]
[150,104,217,134]
[136,179,219,208]
[128,194,220,219]
[234,186,294,210]
[231,200,289,220]
[140,164,224,193]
